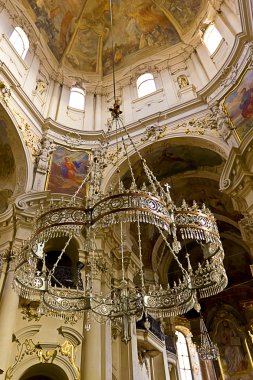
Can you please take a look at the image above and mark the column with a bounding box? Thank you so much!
[81,273,102,380]
[120,322,140,380]
[0,263,19,378]
[46,80,61,120]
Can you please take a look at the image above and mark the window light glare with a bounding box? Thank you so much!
[137,73,156,98]
[69,87,85,111]
[203,24,222,55]
[9,26,29,59]
[176,331,193,380]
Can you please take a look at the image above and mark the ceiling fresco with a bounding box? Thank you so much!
[24,0,205,74]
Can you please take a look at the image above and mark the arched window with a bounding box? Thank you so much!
[136,73,156,98]
[203,24,222,55]
[176,330,193,380]
[9,26,29,59]
[69,87,85,111]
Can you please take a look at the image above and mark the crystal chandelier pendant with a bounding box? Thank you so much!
[197,314,220,361]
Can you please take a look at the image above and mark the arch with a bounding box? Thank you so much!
[9,26,30,59]
[101,134,229,193]
[19,363,68,380]
[0,104,32,196]
[10,352,77,380]
[41,236,83,289]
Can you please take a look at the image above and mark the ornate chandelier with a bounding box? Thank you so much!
[197,315,220,360]
[12,0,227,344]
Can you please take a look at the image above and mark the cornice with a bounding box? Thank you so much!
[198,32,249,103]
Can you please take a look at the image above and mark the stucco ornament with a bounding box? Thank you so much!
[211,101,233,140]
[36,132,55,173]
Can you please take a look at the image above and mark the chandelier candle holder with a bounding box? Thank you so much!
[12,0,227,343]
[198,314,220,360]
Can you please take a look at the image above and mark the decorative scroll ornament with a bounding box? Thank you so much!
[5,339,80,380]
[0,81,11,104]
[197,315,220,361]
[12,0,227,344]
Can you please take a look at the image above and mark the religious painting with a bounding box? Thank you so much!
[102,0,181,74]
[65,29,99,72]
[27,0,83,60]
[46,146,89,197]
[223,69,253,140]
[215,319,248,376]
[156,0,204,29]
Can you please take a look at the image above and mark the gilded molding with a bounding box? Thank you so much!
[0,80,40,160]
[5,339,80,380]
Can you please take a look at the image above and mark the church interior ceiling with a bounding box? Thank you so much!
[22,0,205,74]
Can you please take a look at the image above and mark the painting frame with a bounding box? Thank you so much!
[222,67,253,141]
[45,145,90,198]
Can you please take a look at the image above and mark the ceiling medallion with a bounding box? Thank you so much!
[12,0,227,344]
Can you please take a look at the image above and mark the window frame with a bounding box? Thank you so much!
[9,26,29,59]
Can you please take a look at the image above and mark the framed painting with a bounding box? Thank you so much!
[223,68,253,140]
[46,146,89,198]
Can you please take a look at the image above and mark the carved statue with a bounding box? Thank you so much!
[36,133,54,173]
[177,75,189,89]
[211,101,233,140]
[35,79,47,96]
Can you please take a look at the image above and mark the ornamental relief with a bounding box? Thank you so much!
[5,338,80,380]
[0,82,40,161]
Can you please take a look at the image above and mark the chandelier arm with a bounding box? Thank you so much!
[89,229,97,295]
[136,213,145,290]
[118,117,169,199]
[115,118,122,187]
[157,225,188,276]
[47,235,72,283]
[120,221,125,282]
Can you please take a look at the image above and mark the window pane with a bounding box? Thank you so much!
[176,331,193,380]
[138,80,156,97]
[69,87,85,110]
[203,24,222,54]
[183,356,191,369]
[185,370,193,380]
[136,73,156,97]
[9,27,29,58]
[136,73,154,88]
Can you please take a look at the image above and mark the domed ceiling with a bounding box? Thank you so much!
[24,0,206,75]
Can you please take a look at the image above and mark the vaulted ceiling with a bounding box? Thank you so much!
[23,0,206,75]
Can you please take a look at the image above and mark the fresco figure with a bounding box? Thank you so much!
[239,87,253,119]
[216,320,247,375]
[61,156,81,181]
